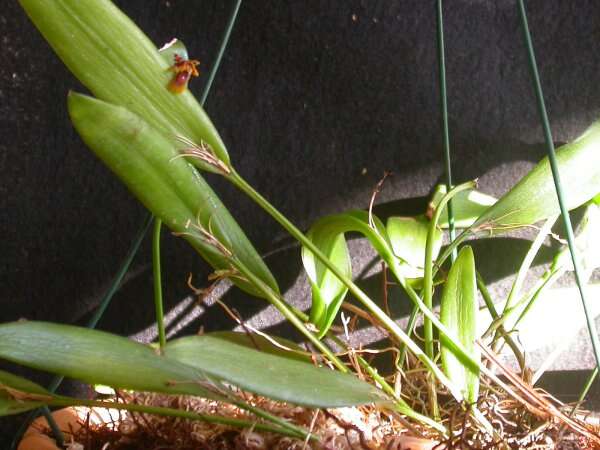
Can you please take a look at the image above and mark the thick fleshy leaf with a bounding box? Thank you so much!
[471,119,600,232]
[301,211,393,336]
[0,322,215,398]
[302,227,351,337]
[428,185,496,229]
[386,215,442,279]
[165,335,388,408]
[68,93,278,298]
[440,246,480,403]
[19,0,228,165]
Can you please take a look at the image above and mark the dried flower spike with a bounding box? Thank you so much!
[168,54,200,94]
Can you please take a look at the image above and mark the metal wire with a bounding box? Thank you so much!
[516,0,600,401]
[435,0,457,262]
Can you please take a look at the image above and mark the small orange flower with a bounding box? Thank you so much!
[168,54,200,94]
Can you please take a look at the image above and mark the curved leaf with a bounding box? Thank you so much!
[472,119,600,232]
[68,93,278,298]
[386,215,442,279]
[428,185,496,229]
[440,246,480,403]
[0,322,214,398]
[301,211,392,336]
[165,335,388,408]
[301,227,351,337]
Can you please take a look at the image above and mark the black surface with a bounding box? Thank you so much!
[2,0,600,446]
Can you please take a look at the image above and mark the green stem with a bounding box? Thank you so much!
[502,216,557,317]
[435,0,457,263]
[199,0,242,107]
[228,254,348,372]
[423,181,476,361]
[324,334,447,434]
[398,305,419,366]
[152,218,167,352]
[476,272,525,371]
[48,396,310,440]
[228,170,465,401]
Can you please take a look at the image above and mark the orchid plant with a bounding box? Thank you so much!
[3,0,600,447]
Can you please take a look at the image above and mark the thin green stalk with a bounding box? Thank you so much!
[476,272,525,371]
[423,181,476,362]
[200,0,242,107]
[41,407,64,447]
[435,0,457,262]
[517,0,600,381]
[228,170,466,401]
[501,216,557,318]
[325,333,446,434]
[152,218,167,352]
[228,254,349,372]
[48,396,310,440]
[571,368,598,416]
[398,305,419,366]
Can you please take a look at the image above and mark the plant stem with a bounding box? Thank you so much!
[501,216,556,319]
[228,254,348,372]
[228,170,465,401]
[49,396,311,440]
[152,218,167,352]
[423,181,475,362]
[435,0,457,263]
[476,272,525,371]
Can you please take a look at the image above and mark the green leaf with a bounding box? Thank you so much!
[301,211,392,337]
[428,185,497,229]
[0,321,215,398]
[19,0,228,165]
[0,322,387,409]
[440,246,480,403]
[301,227,351,338]
[386,215,442,279]
[68,93,278,298]
[552,202,600,276]
[472,119,600,232]
[165,335,388,408]
[206,331,311,363]
[0,369,51,416]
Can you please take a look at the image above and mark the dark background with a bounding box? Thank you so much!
[2,0,600,445]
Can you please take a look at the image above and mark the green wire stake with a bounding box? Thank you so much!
[200,0,242,107]
[517,0,600,402]
[152,218,167,352]
[436,0,457,263]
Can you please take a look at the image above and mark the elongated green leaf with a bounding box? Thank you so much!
[386,215,442,279]
[428,185,497,229]
[472,119,600,232]
[440,246,480,403]
[165,335,388,408]
[19,0,228,165]
[301,227,351,337]
[68,93,278,298]
[0,322,215,398]
[207,331,311,363]
[0,369,51,415]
